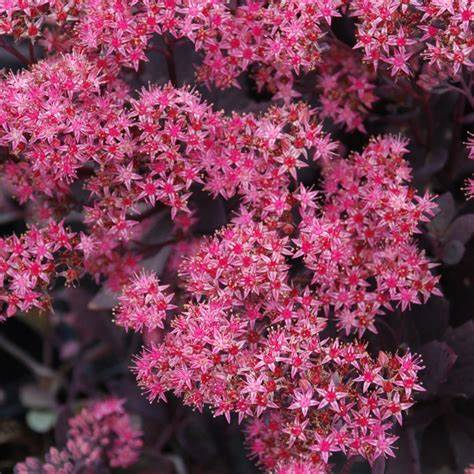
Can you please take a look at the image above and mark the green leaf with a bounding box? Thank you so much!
[26,410,57,433]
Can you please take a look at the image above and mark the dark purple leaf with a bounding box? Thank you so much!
[421,418,456,471]
[442,240,465,265]
[418,341,457,397]
[447,416,474,471]
[371,457,385,474]
[446,214,474,245]
[441,322,474,397]
[414,149,448,183]
[194,194,227,234]
[88,287,119,311]
[427,192,456,236]
[409,296,450,344]
[176,414,218,462]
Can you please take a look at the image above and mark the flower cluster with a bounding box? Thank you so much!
[0,52,142,289]
[189,0,342,88]
[0,52,125,202]
[0,0,76,41]
[0,222,79,320]
[133,213,425,469]
[295,136,441,335]
[15,398,142,473]
[250,64,300,104]
[0,0,150,69]
[0,48,338,297]
[316,43,377,132]
[1,1,471,89]
[350,0,473,78]
[129,136,440,468]
[72,0,152,70]
[200,102,336,212]
[128,83,219,218]
[1,0,341,85]
[115,270,175,332]
[246,348,423,472]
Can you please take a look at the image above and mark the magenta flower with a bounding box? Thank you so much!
[15,398,142,473]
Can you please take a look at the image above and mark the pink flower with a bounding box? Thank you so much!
[288,387,318,417]
[0,222,81,320]
[350,0,472,79]
[115,270,176,332]
[15,398,142,473]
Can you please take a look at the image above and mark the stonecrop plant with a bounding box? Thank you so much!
[15,398,143,473]
[0,1,472,473]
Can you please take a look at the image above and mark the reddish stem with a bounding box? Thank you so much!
[0,38,29,65]
[340,457,358,474]
[28,41,36,64]
[164,36,178,87]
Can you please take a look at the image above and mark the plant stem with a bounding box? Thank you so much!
[135,237,181,258]
[0,332,56,379]
[0,38,29,65]
[340,457,357,474]
[128,204,167,222]
[164,36,178,87]
[28,41,36,64]
[406,427,422,474]
[440,94,466,186]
